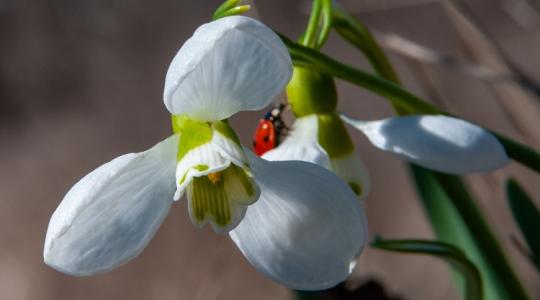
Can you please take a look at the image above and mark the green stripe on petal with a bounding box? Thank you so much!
[317,112,354,159]
[186,164,259,233]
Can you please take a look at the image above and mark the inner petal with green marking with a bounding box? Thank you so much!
[187,163,259,233]
[171,114,260,233]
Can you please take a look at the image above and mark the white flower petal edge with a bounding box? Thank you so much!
[341,114,509,174]
[263,115,331,168]
[230,150,368,290]
[44,135,179,276]
[164,16,292,121]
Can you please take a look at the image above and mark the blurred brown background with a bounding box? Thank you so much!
[1,0,540,299]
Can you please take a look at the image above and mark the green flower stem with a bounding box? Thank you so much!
[316,0,332,49]
[216,5,250,18]
[332,7,400,84]
[277,33,540,174]
[279,32,440,114]
[301,0,322,48]
[372,238,482,300]
[494,133,540,174]
[212,0,240,20]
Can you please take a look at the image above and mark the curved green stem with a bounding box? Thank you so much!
[315,0,332,49]
[277,33,540,174]
[301,0,322,47]
[280,33,440,114]
[373,238,483,300]
[332,7,400,84]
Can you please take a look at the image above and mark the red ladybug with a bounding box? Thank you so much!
[252,104,287,156]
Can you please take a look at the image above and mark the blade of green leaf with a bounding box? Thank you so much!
[372,238,482,300]
[506,179,540,271]
[411,164,513,300]
[433,171,528,300]
[212,0,241,20]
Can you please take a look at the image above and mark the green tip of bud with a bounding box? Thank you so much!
[348,182,362,196]
[286,67,338,117]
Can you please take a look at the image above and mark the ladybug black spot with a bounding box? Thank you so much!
[253,141,257,147]
[263,136,270,142]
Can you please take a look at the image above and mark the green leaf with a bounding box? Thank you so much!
[506,179,540,271]
[412,165,533,300]
[372,238,482,300]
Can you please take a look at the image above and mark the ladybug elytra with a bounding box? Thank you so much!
[252,104,287,156]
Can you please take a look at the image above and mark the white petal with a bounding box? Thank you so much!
[230,151,368,290]
[263,115,330,168]
[164,16,292,121]
[330,153,370,199]
[44,135,179,276]
[342,114,510,174]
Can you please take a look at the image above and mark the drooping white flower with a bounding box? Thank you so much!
[44,15,368,290]
[276,67,370,198]
[340,114,509,174]
[264,114,370,198]
[161,15,291,233]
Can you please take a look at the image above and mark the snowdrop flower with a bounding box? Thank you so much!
[265,67,370,198]
[340,113,509,174]
[43,16,368,290]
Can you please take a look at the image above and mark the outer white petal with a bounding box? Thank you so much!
[263,115,330,168]
[44,135,179,276]
[230,151,368,290]
[164,16,292,121]
[342,114,510,174]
